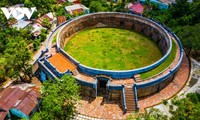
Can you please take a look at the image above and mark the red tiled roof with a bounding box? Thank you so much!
[0,87,40,119]
[73,0,81,4]
[71,8,84,15]
[130,3,144,14]
[35,14,53,26]
[57,0,66,4]
[57,16,67,25]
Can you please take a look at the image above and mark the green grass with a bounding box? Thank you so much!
[140,40,177,79]
[64,28,162,70]
[31,112,40,120]
[52,32,58,44]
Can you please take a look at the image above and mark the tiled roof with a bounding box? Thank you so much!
[129,3,144,14]
[57,0,66,4]
[35,12,53,26]
[65,4,88,15]
[12,20,31,30]
[0,87,40,119]
[57,16,67,25]
[68,0,81,4]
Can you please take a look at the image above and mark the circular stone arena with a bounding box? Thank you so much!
[57,12,173,79]
[64,27,163,70]
[39,12,189,119]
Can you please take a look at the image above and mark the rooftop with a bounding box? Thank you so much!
[57,16,67,25]
[35,12,54,26]
[48,53,76,72]
[12,20,31,30]
[65,4,88,15]
[126,2,144,14]
[0,87,40,119]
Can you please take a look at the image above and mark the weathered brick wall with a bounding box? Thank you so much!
[108,90,121,100]
[137,74,174,98]
[80,86,96,98]
[58,13,170,55]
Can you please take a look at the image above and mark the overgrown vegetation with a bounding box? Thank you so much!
[34,75,80,120]
[127,92,200,120]
[0,12,33,83]
[144,0,200,60]
[141,40,177,79]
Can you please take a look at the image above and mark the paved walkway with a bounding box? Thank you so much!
[75,53,190,119]
[31,20,191,119]
[76,96,127,120]
[138,53,190,112]
[32,24,60,63]
[150,58,200,117]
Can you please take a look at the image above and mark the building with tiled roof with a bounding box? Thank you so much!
[12,20,31,30]
[57,0,66,4]
[125,2,144,14]
[68,0,81,4]
[31,23,46,37]
[57,16,67,26]
[35,12,54,26]
[65,4,89,15]
[0,87,41,119]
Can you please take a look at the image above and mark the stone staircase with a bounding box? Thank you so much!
[124,86,136,112]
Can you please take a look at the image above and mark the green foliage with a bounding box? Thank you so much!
[89,0,109,12]
[24,0,35,7]
[40,29,47,42]
[141,40,177,79]
[42,18,51,29]
[140,108,167,120]
[52,32,58,44]
[81,0,91,7]
[33,39,41,51]
[39,75,80,120]
[0,56,6,83]
[143,0,200,60]
[176,23,200,60]
[55,7,66,17]
[127,93,200,120]
[170,92,200,120]
[31,0,56,14]
[3,37,32,82]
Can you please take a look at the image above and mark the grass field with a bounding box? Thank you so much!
[64,28,162,70]
[52,32,58,44]
[140,40,177,79]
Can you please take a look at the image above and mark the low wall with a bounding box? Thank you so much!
[57,12,172,79]
[135,25,184,98]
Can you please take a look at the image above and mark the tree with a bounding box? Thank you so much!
[4,37,33,82]
[126,92,200,120]
[81,0,91,7]
[40,75,80,120]
[24,0,35,7]
[177,23,200,60]
[0,56,6,83]
[170,92,200,120]
[40,28,47,42]
[89,0,109,12]
[42,18,51,29]
[31,0,56,14]
[141,108,167,120]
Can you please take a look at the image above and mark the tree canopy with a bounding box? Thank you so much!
[39,75,80,120]
[143,0,200,60]
[127,92,200,120]
[3,37,32,82]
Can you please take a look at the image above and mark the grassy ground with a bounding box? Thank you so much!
[64,28,162,70]
[52,32,58,44]
[140,40,177,79]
